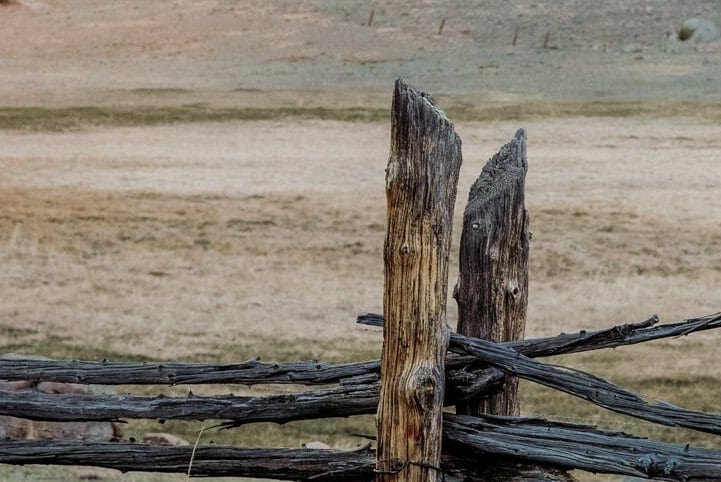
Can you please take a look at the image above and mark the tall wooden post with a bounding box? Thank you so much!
[376,79,462,481]
[455,129,529,416]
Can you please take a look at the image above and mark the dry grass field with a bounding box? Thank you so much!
[2,114,720,481]
[1,1,720,480]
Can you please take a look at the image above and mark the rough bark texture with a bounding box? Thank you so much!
[444,414,721,481]
[0,311,717,387]
[0,357,381,386]
[449,332,721,436]
[377,78,462,482]
[358,311,721,360]
[4,415,721,480]
[0,441,375,480]
[360,310,721,434]
[506,311,721,357]
[0,383,379,424]
[0,356,505,402]
[455,128,529,417]
[6,343,721,434]
[0,374,505,428]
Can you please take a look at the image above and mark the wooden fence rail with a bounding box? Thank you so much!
[0,382,380,424]
[362,312,721,436]
[2,311,718,386]
[0,441,376,480]
[0,358,383,385]
[357,311,721,358]
[448,327,721,436]
[3,414,721,480]
[2,313,721,439]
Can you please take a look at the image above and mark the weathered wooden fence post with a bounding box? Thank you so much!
[455,129,529,417]
[376,79,462,481]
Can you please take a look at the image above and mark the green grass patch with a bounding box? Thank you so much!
[0,336,162,362]
[445,100,721,122]
[0,105,389,131]
[1,100,720,131]
[0,325,38,338]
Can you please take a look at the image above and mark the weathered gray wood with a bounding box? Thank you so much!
[2,312,719,429]
[0,374,504,428]
[0,383,379,424]
[0,356,503,403]
[444,413,721,481]
[442,457,574,482]
[0,357,380,385]
[4,415,721,480]
[445,365,505,402]
[359,312,721,435]
[455,128,530,417]
[357,311,721,359]
[509,311,721,358]
[377,78,462,481]
[1,311,717,387]
[0,441,375,480]
[449,332,721,436]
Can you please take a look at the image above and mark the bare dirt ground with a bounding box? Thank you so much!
[1,1,720,481]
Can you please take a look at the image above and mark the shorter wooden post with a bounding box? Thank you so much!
[376,79,462,481]
[455,129,530,417]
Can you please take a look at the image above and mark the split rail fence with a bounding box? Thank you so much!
[1,79,721,480]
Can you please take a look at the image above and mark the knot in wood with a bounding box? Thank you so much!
[506,279,521,300]
[410,368,442,412]
[375,457,406,474]
[489,246,499,260]
[664,457,680,476]
[637,454,657,472]
[399,244,415,256]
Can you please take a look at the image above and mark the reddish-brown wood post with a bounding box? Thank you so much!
[376,79,462,481]
[455,129,530,416]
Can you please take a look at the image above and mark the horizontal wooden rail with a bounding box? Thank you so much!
[1,312,718,429]
[0,358,381,386]
[360,312,721,436]
[3,344,720,437]
[0,368,504,426]
[0,356,502,397]
[3,311,718,387]
[3,414,721,480]
[358,311,721,358]
[444,413,721,480]
[0,383,379,424]
[508,311,721,358]
[0,441,375,480]
[449,330,721,436]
